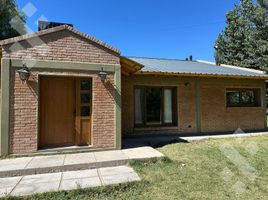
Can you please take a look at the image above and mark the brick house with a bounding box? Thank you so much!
[0,24,267,155]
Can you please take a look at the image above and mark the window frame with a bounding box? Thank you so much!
[226,88,261,107]
[134,86,177,127]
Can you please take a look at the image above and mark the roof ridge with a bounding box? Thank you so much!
[196,60,217,66]
[127,56,188,62]
[0,25,121,54]
[197,60,265,74]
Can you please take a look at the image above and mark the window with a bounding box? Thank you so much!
[134,87,177,126]
[226,88,261,107]
[79,80,91,116]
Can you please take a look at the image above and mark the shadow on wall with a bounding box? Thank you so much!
[27,73,38,98]
[103,78,121,109]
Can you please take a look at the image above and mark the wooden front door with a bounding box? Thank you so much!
[40,76,92,148]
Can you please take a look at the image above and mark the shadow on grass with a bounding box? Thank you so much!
[129,157,174,176]
[151,138,189,148]
[123,136,189,149]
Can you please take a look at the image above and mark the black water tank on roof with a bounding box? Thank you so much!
[38,21,73,31]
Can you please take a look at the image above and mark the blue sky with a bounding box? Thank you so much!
[17,0,239,61]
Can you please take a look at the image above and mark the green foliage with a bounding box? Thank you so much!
[215,0,268,70]
[0,0,26,40]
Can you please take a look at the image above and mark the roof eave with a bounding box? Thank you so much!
[136,71,268,80]
[120,56,144,75]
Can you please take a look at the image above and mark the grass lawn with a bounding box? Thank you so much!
[3,135,268,200]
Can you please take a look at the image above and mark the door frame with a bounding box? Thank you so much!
[38,75,93,149]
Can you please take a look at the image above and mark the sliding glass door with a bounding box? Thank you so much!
[134,87,177,127]
[146,88,162,125]
[134,88,144,125]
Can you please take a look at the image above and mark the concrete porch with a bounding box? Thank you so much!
[0,146,164,178]
[0,146,164,197]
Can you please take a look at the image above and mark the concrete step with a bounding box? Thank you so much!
[0,166,141,197]
[0,147,164,178]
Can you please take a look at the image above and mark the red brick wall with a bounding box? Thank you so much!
[92,75,115,148]
[201,81,265,133]
[9,71,38,153]
[2,29,119,65]
[9,69,116,154]
[122,75,266,135]
[122,75,197,135]
[178,83,197,133]
[5,30,119,154]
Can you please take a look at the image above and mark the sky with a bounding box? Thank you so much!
[16,0,239,62]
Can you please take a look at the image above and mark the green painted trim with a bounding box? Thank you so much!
[115,65,122,149]
[125,75,264,84]
[195,79,202,133]
[0,59,10,156]
[37,74,41,150]
[9,58,120,72]
[198,78,264,84]
[262,81,267,129]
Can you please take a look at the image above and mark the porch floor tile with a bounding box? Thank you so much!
[98,165,134,176]
[25,155,65,169]
[0,157,32,172]
[64,152,96,165]
[62,169,98,180]
[94,150,128,162]
[59,176,102,190]
[122,146,165,159]
[0,176,22,197]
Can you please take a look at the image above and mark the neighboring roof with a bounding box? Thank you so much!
[0,25,120,54]
[127,57,268,79]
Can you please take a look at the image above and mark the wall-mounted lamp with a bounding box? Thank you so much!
[98,67,108,82]
[17,64,30,82]
[184,82,190,87]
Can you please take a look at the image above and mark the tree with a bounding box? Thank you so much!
[215,0,268,70]
[0,0,26,40]
[253,0,268,70]
[215,5,249,67]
